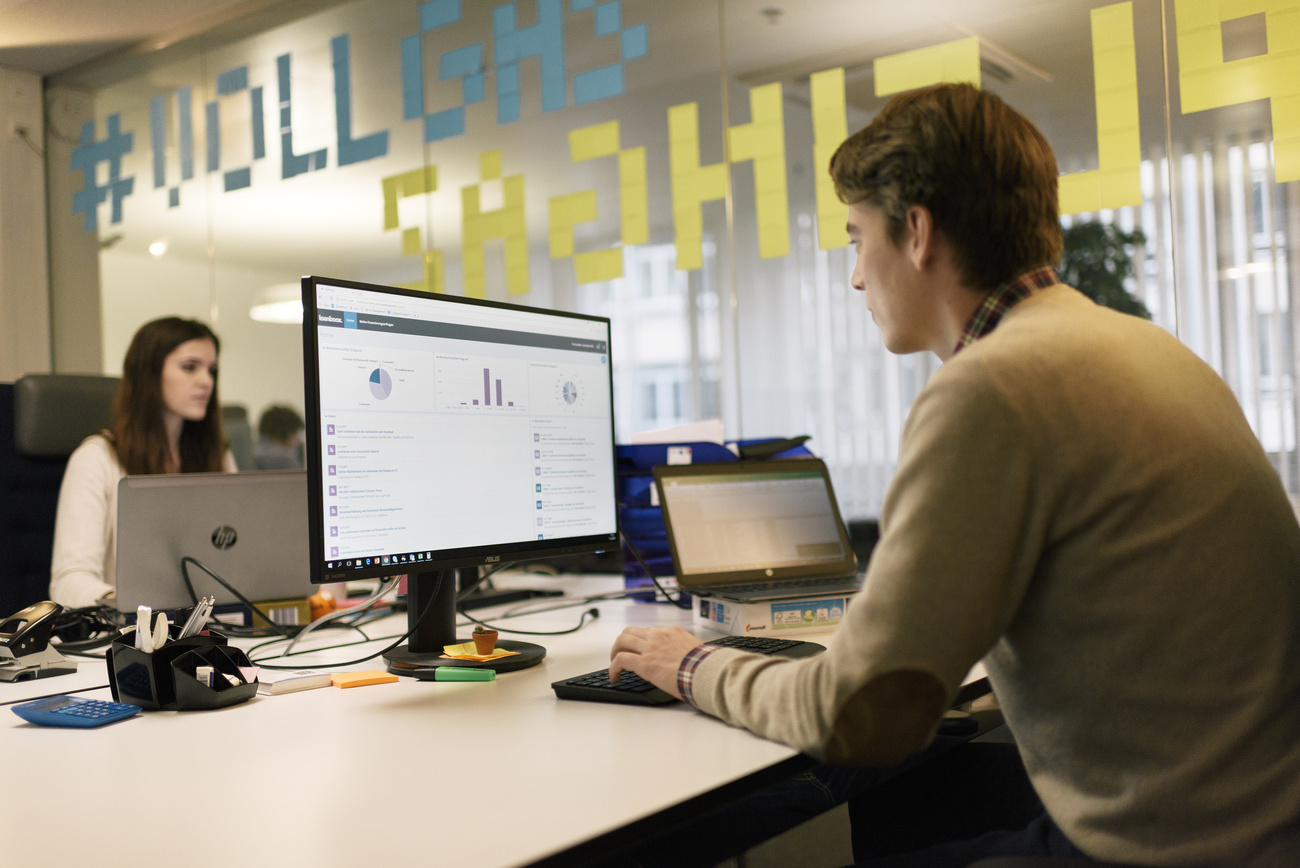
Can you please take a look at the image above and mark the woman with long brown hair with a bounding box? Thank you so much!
[49,317,236,607]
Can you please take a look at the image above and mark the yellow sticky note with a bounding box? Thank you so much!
[669,101,729,272]
[332,670,399,688]
[548,190,598,258]
[1175,0,1300,180]
[620,148,650,246]
[1058,172,1101,216]
[401,226,421,257]
[462,157,530,297]
[442,642,520,661]
[1058,2,1142,214]
[550,123,644,283]
[874,37,980,97]
[569,121,620,162]
[726,83,789,259]
[811,67,849,251]
[381,165,438,231]
[575,248,624,283]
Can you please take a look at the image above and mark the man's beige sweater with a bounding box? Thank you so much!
[689,285,1300,866]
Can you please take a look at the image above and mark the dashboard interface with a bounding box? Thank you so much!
[304,278,618,580]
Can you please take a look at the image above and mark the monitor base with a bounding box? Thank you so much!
[385,639,546,677]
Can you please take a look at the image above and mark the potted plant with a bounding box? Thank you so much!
[472,624,499,655]
[1058,221,1151,319]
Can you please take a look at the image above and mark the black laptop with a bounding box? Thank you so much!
[652,458,861,602]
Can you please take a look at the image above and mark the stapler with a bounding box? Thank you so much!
[0,601,78,682]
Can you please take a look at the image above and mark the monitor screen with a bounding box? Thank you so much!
[301,275,619,674]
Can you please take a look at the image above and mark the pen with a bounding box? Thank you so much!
[177,602,202,638]
[179,596,215,639]
[195,597,214,633]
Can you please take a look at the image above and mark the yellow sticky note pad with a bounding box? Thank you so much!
[332,670,399,688]
[442,642,520,662]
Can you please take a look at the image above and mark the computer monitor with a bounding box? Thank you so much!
[300,276,619,677]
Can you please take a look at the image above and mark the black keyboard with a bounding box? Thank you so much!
[551,635,825,705]
[552,668,677,706]
[705,634,824,658]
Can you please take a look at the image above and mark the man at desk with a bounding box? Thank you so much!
[611,83,1300,866]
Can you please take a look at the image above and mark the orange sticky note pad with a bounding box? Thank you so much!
[332,670,398,688]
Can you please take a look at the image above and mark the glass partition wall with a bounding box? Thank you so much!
[49,0,1300,518]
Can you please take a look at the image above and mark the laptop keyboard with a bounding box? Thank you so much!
[551,635,825,706]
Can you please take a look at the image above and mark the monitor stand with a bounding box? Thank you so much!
[383,569,545,679]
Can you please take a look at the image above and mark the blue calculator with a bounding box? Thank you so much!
[11,695,141,728]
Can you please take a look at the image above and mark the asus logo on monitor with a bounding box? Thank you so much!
[486,555,501,563]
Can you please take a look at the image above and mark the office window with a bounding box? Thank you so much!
[44,0,1300,518]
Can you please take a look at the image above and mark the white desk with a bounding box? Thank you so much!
[0,575,818,868]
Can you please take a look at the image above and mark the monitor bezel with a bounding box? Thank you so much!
[300,274,620,587]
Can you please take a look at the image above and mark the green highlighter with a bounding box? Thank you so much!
[433,666,495,682]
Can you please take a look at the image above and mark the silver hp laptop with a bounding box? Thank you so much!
[652,458,861,602]
[115,470,312,611]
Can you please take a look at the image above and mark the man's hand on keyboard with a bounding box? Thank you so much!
[608,626,704,701]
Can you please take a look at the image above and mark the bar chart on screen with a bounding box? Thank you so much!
[435,353,530,413]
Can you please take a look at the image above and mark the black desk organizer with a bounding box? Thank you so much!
[106,626,257,711]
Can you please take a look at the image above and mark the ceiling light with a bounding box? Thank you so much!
[148,240,167,257]
[250,283,304,324]
[1221,262,1274,280]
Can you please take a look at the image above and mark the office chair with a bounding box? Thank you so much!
[220,404,257,470]
[0,374,119,615]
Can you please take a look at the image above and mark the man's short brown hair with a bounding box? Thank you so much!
[829,83,1063,291]
[258,404,304,444]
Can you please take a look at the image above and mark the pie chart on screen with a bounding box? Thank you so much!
[369,367,392,400]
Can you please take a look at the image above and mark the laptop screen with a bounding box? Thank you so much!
[654,460,855,583]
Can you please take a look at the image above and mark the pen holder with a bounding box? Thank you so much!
[106,628,257,711]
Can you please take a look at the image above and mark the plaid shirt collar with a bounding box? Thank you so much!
[953,266,1060,355]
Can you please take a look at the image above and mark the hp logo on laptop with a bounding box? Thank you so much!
[211,526,238,550]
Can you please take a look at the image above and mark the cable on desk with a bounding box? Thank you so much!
[180,556,295,638]
[248,580,675,665]
[454,560,518,602]
[249,572,447,669]
[453,582,688,628]
[278,575,402,657]
[621,532,691,609]
[49,605,126,655]
[458,604,600,637]
[244,604,396,664]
